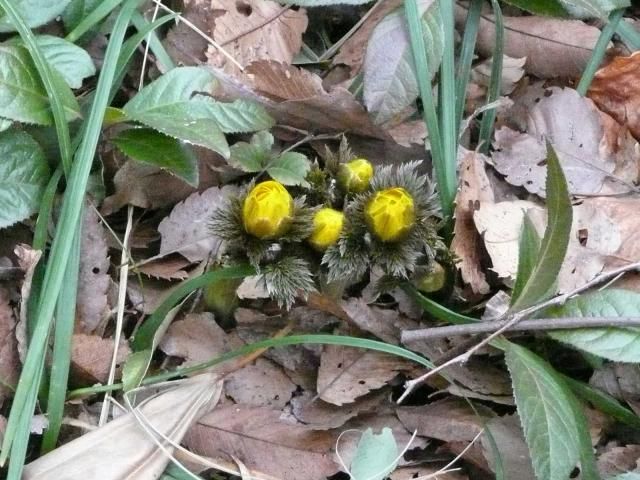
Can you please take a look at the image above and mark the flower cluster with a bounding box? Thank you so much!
[211,138,445,308]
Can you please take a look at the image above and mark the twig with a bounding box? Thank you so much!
[397,260,640,403]
[403,316,640,342]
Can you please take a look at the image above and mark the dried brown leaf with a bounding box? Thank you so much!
[213,60,387,139]
[317,345,413,405]
[451,149,495,294]
[77,206,110,333]
[480,415,535,480]
[158,186,238,263]
[455,5,602,78]
[225,358,296,409]
[0,288,19,407]
[184,404,340,480]
[597,443,640,478]
[589,52,640,141]
[14,244,41,361]
[206,0,307,73]
[136,256,190,281]
[71,334,130,384]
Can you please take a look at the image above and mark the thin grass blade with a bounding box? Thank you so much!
[455,0,483,131]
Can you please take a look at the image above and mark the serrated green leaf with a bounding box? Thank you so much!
[0,129,50,228]
[363,0,443,124]
[350,428,399,480]
[34,35,95,89]
[502,0,569,16]
[112,128,199,187]
[229,142,271,173]
[196,97,274,134]
[512,214,541,306]
[545,289,640,362]
[511,143,572,311]
[0,0,71,31]
[123,66,230,158]
[505,342,583,480]
[267,152,311,186]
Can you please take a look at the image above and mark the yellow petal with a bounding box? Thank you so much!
[309,208,344,250]
[365,187,415,242]
[242,181,294,239]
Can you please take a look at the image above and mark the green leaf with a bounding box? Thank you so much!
[0,0,71,31]
[123,66,230,158]
[34,35,95,89]
[502,0,568,16]
[267,152,311,187]
[62,0,101,31]
[229,135,273,172]
[0,129,50,228]
[350,428,399,480]
[196,97,275,134]
[504,342,583,480]
[112,128,199,187]
[545,289,640,362]
[363,0,443,124]
[511,214,541,306]
[608,474,640,480]
[511,142,572,311]
[558,0,629,18]
[121,350,151,393]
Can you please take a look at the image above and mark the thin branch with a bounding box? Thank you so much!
[397,260,640,403]
[403,316,640,342]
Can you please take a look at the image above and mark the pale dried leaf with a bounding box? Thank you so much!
[14,244,41,361]
[451,149,495,294]
[236,275,269,299]
[386,120,427,147]
[455,5,602,78]
[158,186,237,263]
[597,443,640,477]
[588,51,640,141]
[71,334,131,384]
[24,374,222,480]
[206,0,308,73]
[471,55,526,95]
[341,297,417,344]
[184,404,340,480]
[77,206,110,333]
[317,345,413,405]
[491,88,638,197]
[225,358,296,409]
[0,287,19,407]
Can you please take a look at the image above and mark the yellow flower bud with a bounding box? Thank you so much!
[365,187,415,242]
[309,208,344,251]
[242,180,293,239]
[338,158,374,193]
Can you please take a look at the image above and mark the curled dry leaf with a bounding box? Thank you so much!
[71,334,131,384]
[14,244,41,361]
[589,52,640,141]
[24,374,222,480]
[454,4,602,78]
[206,0,307,73]
[596,443,640,478]
[77,205,110,334]
[471,55,526,95]
[158,185,238,263]
[451,148,495,295]
[317,344,414,406]
[184,404,340,480]
[0,287,19,407]
[135,256,190,281]
[491,87,638,198]
[102,156,220,215]
[480,415,536,480]
[212,60,387,139]
[290,389,388,430]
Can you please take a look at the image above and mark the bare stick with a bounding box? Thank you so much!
[397,260,640,403]
[402,316,640,342]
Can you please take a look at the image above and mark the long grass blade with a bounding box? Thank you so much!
[404,0,449,219]
[0,1,142,475]
[437,0,459,215]
[131,10,176,71]
[577,8,624,95]
[455,0,483,131]
[65,0,125,43]
[41,230,81,453]
[478,0,503,154]
[615,18,640,51]
[0,0,73,174]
